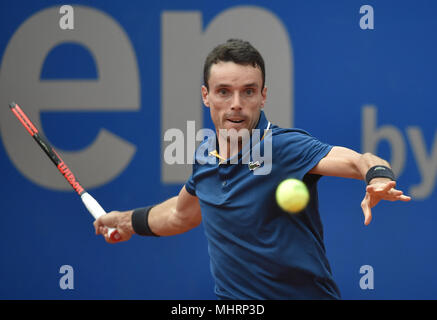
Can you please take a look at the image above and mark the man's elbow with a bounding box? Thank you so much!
[173,209,202,233]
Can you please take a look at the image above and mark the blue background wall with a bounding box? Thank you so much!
[0,0,436,299]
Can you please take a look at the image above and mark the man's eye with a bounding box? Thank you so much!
[245,88,254,95]
[218,89,228,95]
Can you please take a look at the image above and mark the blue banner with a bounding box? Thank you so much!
[0,0,436,299]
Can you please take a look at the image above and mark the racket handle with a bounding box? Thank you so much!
[108,228,121,241]
[80,192,121,241]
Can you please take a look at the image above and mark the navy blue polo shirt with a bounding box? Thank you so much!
[185,111,340,299]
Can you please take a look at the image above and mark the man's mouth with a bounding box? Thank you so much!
[227,119,244,124]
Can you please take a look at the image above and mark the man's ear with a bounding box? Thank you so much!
[261,86,267,108]
[201,85,210,107]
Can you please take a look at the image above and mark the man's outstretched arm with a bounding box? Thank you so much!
[309,146,411,225]
[94,186,202,243]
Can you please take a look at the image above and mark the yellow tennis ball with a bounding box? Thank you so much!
[276,179,309,213]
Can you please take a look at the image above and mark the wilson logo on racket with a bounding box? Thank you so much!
[10,102,121,242]
[57,162,84,195]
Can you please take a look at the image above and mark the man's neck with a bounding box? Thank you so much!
[217,137,243,161]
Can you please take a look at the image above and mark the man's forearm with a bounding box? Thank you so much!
[308,147,392,181]
[107,197,192,237]
[146,196,201,236]
[94,187,201,242]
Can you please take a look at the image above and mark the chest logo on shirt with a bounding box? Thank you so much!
[248,160,263,171]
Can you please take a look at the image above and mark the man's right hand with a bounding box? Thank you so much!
[94,210,135,243]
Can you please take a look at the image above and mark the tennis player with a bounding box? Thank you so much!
[94,39,411,299]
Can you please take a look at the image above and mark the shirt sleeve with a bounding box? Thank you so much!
[278,129,333,180]
[184,133,216,196]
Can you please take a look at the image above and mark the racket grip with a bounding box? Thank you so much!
[80,192,121,241]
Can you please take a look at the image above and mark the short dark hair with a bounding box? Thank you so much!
[203,39,265,91]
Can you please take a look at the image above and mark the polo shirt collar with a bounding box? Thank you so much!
[255,110,269,131]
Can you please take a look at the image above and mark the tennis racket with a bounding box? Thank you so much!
[9,102,121,242]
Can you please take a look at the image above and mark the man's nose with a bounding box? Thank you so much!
[230,92,242,110]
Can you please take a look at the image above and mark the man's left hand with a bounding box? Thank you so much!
[361,178,411,226]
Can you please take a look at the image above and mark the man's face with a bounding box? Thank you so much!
[201,61,267,139]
